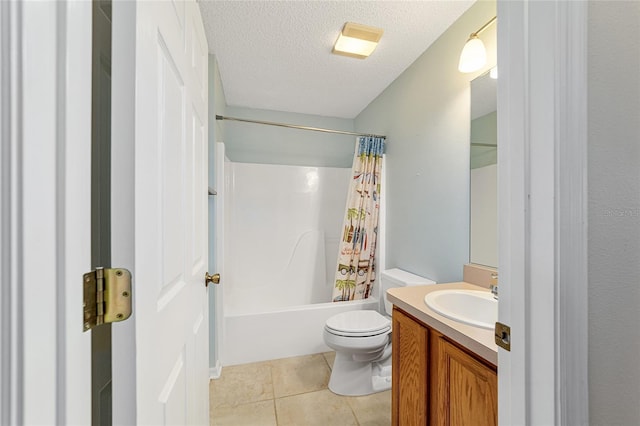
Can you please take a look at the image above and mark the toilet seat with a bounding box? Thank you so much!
[325,310,391,337]
[325,326,391,338]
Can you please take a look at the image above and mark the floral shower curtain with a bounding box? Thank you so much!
[332,136,385,302]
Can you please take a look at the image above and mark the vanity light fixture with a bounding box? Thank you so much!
[490,66,498,79]
[458,16,496,73]
[332,22,384,59]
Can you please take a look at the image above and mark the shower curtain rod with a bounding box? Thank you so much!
[215,115,386,139]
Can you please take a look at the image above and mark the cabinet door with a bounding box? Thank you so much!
[392,308,429,426]
[431,331,497,426]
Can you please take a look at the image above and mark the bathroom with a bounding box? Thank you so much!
[202,1,640,425]
[205,0,496,423]
[4,0,638,424]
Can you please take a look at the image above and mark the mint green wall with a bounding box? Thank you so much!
[354,1,496,283]
[471,111,497,146]
[223,106,356,168]
[471,111,497,169]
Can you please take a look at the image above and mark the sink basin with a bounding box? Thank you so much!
[424,289,497,329]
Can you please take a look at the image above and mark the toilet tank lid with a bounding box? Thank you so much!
[381,268,435,286]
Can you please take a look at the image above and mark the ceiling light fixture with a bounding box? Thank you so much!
[458,16,496,73]
[332,22,384,60]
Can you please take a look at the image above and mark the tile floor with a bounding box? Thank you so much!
[210,352,391,426]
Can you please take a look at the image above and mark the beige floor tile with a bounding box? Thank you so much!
[210,362,274,408]
[270,354,331,398]
[322,351,336,370]
[211,400,277,426]
[275,389,358,426]
[346,390,392,426]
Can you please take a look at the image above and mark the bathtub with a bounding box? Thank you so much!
[222,298,380,366]
[219,160,383,366]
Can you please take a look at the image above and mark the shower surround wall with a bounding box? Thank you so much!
[222,160,379,365]
[225,161,349,313]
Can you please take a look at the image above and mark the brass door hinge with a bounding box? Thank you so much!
[83,267,132,332]
[494,322,511,351]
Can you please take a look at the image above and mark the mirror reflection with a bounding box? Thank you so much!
[470,70,497,267]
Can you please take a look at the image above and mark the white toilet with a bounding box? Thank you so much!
[323,268,435,396]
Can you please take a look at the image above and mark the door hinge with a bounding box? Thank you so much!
[494,321,511,351]
[83,267,132,332]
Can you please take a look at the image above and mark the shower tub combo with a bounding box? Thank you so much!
[220,160,380,366]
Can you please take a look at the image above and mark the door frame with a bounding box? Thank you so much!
[0,1,93,424]
[209,141,226,379]
[110,0,137,424]
[497,0,588,424]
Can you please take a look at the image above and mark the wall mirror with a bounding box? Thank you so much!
[470,70,497,267]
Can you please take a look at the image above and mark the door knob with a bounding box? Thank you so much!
[205,272,220,287]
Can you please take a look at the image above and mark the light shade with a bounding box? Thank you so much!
[458,35,487,73]
[332,22,383,59]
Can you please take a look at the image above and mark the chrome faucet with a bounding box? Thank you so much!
[490,284,498,300]
[490,272,498,299]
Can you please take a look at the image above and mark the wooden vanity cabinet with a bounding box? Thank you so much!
[392,307,497,426]
[392,307,430,425]
[430,329,498,425]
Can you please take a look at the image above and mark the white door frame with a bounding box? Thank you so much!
[0,1,93,424]
[497,0,588,424]
[209,141,226,379]
[111,0,138,424]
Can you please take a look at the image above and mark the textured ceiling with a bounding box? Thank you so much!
[199,1,475,119]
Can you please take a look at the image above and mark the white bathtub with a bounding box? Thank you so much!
[222,297,380,366]
[220,160,383,366]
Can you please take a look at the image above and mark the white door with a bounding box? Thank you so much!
[131,0,210,424]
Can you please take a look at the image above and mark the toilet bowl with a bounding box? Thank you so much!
[323,310,393,396]
[323,268,435,396]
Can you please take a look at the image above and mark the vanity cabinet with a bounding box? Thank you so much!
[392,306,430,425]
[392,308,497,426]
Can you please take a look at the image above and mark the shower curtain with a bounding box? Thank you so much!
[332,136,385,302]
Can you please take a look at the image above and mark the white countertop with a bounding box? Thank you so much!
[387,282,498,366]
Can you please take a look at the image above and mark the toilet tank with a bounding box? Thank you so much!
[381,268,436,315]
